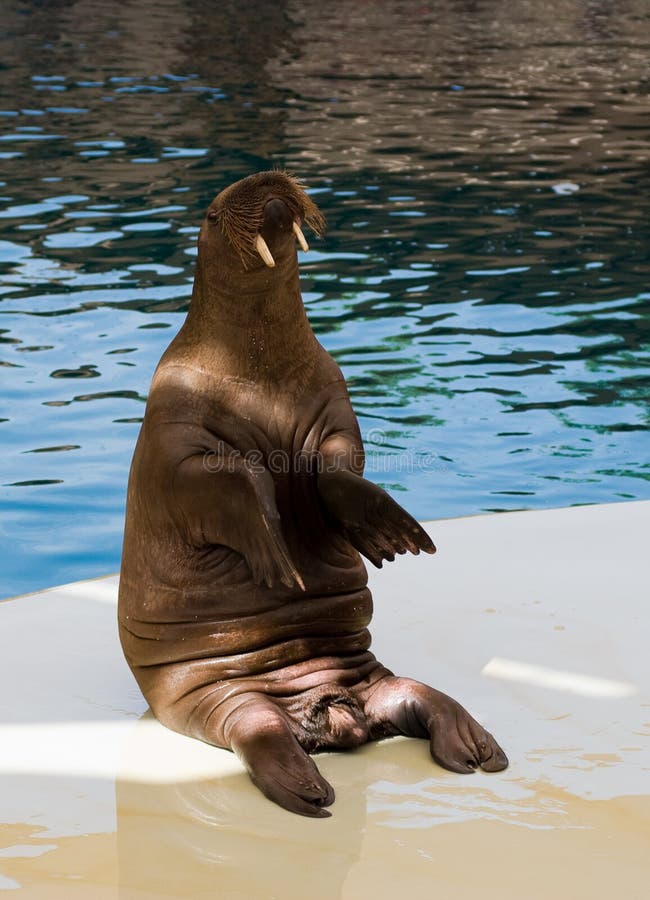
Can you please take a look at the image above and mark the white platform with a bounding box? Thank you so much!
[1,501,649,899]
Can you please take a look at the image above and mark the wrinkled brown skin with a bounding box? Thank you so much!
[118,171,508,818]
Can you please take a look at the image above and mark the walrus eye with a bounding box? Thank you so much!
[207,210,219,225]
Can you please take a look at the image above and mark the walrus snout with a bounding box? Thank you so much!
[263,197,295,233]
[255,197,309,268]
[214,170,323,268]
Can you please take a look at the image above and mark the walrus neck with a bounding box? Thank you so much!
[179,259,319,384]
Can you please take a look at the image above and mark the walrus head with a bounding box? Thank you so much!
[182,170,327,373]
[202,170,325,271]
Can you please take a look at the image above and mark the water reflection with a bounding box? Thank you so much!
[114,723,556,900]
[114,716,645,899]
[1,0,649,595]
[117,767,364,900]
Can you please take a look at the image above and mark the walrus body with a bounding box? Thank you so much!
[119,172,507,816]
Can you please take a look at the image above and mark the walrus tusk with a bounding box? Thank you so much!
[255,234,275,268]
[293,220,309,252]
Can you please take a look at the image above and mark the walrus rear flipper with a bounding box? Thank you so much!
[317,469,436,567]
[226,697,335,818]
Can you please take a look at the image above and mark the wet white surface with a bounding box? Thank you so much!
[1,501,649,898]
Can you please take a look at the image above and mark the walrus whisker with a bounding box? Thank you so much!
[255,233,275,268]
[292,220,309,252]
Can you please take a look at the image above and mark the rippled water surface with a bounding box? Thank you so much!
[2,0,650,597]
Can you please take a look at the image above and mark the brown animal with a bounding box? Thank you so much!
[118,171,508,817]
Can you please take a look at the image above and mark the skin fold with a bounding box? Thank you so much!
[118,171,508,818]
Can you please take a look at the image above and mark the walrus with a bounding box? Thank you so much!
[118,171,508,817]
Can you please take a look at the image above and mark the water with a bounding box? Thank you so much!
[1,0,649,598]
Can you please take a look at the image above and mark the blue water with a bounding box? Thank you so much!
[2,1,650,598]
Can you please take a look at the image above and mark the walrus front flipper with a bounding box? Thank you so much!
[175,454,304,590]
[227,697,335,818]
[317,469,436,567]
